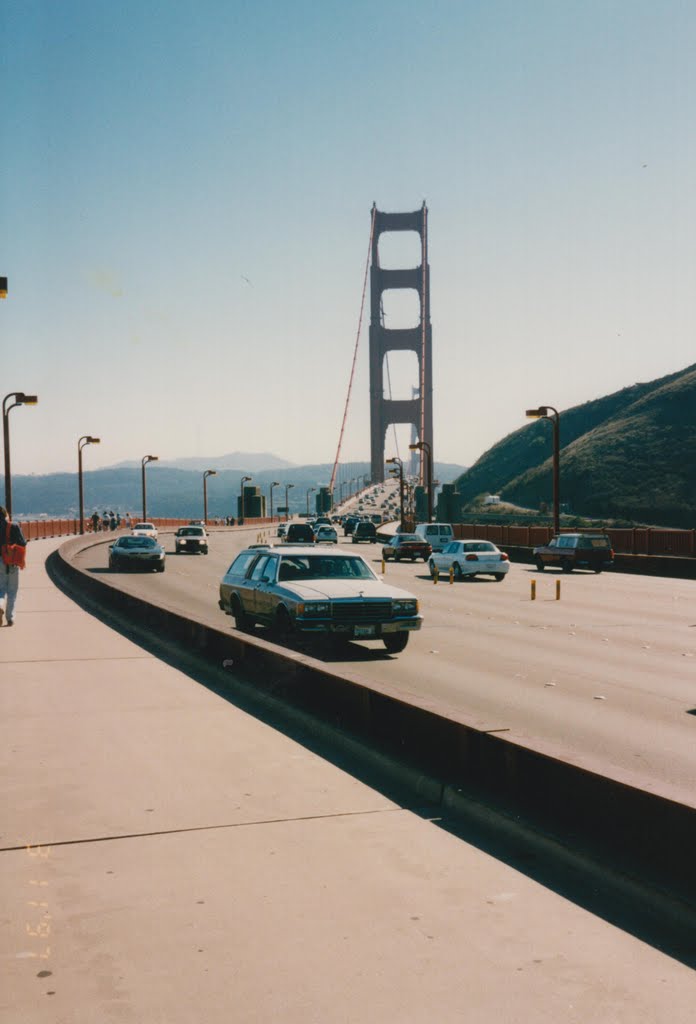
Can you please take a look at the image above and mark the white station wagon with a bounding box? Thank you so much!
[219,545,422,654]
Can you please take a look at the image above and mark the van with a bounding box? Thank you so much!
[413,522,454,552]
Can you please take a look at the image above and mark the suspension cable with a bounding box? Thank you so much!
[329,205,376,496]
[379,296,400,462]
[419,203,428,485]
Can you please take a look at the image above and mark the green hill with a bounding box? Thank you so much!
[454,364,696,528]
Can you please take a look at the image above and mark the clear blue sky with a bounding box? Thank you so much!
[2,0,695,474]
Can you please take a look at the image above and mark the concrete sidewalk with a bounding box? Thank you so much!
[1,539,694,1023]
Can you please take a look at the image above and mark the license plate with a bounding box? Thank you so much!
[354,625,376,638]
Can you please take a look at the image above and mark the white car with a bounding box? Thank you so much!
[131,522,158,541]
[314,525,338,544]
[428,540,510,582]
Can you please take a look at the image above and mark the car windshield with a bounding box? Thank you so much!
[178,527,203,536]
[133,523,153,530]
[278,555,376,582]
[396,535,419,543]
[119,537,156,549]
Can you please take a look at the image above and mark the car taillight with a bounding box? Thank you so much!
[465,553,478,561]
[500,552,509,561]
[610,549,614,558]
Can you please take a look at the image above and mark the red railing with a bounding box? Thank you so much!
[452,524,696,557]
[17,517,280,542]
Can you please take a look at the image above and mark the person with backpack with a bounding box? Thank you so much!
[0,506,27,627]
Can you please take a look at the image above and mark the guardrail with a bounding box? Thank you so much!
[16,517,280,542]
[451,524,696,557]
[399,519,696,558]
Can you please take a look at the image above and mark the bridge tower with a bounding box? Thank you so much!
[369,203,433,485]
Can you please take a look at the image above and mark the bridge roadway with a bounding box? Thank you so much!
[74,527,696,809]
[4,535,696,1021]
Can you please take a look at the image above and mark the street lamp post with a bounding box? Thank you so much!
[526,405,560,533]
[386,457,405,531]
[2,392,38,516]
[78,436,101,534]
[203,470,217,525]
[269,481,280,521]
[306,486,316,516]
[240,475,252,525]
[284,483,294,521]
[408,440,433,523]
[141,455,158,522]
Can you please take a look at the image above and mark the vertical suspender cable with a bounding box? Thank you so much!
[419,203,428,485]
[329,205,377,496]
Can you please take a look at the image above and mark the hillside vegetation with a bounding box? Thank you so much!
[455,364,696,528]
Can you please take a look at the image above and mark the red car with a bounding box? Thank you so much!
[382,533,432,562]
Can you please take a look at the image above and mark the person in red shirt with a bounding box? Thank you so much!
[0,506,27,626]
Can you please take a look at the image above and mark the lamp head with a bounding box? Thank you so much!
[526,407,550,419]
[272,480,280,486]
[18,393,38,405]
[88,437,100,444]
[408,442,422,452]
[205,469,217,476]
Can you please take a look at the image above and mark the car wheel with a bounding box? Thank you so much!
[422,555,429,562]
[453,562,462,580]
[231,596,252,632]
[493,573,505,582]
[428,560,437,578]
[562,559,573,574]
[156,564,165,573]
[203,547,209,555]
[383,631,409,654]
[395,553,401,562]
[535,557,545,572]
[594,567,603,574]
[274,605,294,640]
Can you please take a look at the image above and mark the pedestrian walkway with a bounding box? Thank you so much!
[2,538,694,1023]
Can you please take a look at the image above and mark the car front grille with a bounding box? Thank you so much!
[332,601,392,621]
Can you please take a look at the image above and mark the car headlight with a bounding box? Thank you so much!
[298,602,331,616]
[392,599,418,615]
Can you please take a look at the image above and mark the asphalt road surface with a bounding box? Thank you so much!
[75,527,696,807]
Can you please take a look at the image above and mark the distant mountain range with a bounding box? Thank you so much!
[454,363,696,527]
[6,457,467,519]
[108,452,296,472]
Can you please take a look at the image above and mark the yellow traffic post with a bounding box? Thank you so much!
[381,557,386,574]
[449,566,454,584]
[556,580,561,600]
[531,579,536,600]
[433,566,439,585]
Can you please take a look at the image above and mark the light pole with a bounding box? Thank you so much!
[3,392,38,516]
[282,479,292,520]
[78,436,101,534]
[526,405,560,533]
[141,455,158,522]
[306,486,316,516]
[269,481,280,520]
[408,440,433,523]
[386,457,405,532]
[203,469,217,525]
[239,475,252,524]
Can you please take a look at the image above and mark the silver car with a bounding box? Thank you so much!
[109,535,165,573]
[219,545,422,653]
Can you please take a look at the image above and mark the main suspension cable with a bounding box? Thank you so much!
[329,204,376,497]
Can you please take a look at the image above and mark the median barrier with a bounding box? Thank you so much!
[51,534,696,903]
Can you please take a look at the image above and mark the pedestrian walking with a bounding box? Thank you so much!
[0,506,27,627]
